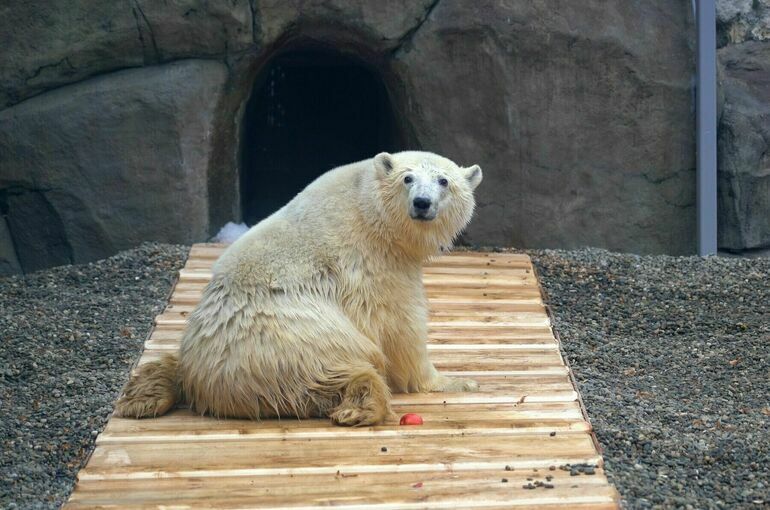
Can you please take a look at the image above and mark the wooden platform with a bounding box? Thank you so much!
[66,244,619,509]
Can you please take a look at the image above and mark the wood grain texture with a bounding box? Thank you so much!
[65,245,618,509]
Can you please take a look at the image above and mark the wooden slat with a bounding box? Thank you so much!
[168,284,545,301]
[183,259,534,277]
[161,301,547,314]
[97,404,590,444]
[78,433,602,480]
[153,309,550,323]
[147,324,558,346]
[153,316,551,330]
[138,347,565,369]
[186,245,531,265]
[68,470,616,509]
[65,246,617,509]
[135,350,569,379]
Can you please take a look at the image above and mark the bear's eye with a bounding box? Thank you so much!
[404,175,413,184]
[438,177,449,187]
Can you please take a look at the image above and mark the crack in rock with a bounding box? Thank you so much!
[391,0,441,56]
[132,0,160,64]
[248,0,261,46]
[23,58,76,87]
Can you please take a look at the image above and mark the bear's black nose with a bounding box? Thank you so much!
[413,197,432,210]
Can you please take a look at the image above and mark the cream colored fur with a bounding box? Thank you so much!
[115,151,483,426]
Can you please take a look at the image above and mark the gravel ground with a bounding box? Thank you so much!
[530,249,769,509]
[0,243,188,509]
[1,243,768,509]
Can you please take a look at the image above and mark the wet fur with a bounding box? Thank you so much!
[115,151,482,426]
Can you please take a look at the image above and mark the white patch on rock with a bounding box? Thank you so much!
[212,222,249,244]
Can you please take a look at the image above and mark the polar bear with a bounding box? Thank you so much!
[116,151,483,426]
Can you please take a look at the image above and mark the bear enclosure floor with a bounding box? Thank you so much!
[65,243,619,509]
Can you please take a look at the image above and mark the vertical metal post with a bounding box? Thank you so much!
[696,0,717,255]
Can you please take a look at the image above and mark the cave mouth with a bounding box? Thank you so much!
[239,48,401,225]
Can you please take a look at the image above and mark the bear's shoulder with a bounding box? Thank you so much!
[213,162,372,290]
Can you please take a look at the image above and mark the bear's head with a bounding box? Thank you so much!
[371,151,482,256]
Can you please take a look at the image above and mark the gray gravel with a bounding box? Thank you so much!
[0,243,188,509]
[2,244,768,509]
[530,248,769,509]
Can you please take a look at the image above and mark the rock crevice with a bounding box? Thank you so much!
[391,0,441,56]
[131,0,161,64]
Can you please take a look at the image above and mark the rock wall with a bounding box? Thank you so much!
[5,0,759,274]
[0,60,228,272]
[717,1,770,252]
[393,2,695,252]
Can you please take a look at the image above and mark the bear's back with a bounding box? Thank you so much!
[212,159,372,291]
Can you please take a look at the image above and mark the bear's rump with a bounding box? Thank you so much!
[178,288,385,419]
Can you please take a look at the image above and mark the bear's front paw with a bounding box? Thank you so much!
[430,375,479,393]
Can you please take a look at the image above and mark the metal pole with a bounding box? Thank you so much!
[696,0,717,255]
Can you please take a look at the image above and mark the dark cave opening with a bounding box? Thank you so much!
[239,49,401,225]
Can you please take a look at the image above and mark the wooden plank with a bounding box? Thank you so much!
[67,470,616,509]
[146,326,558,351]
[152,314,551,331]
[153,309,549,322]
[152,316,551,330]
[175,270,539,289]
[187,243,227,258]
[97,403,589,444]
[427,327,553,339]
[78,433,602,481]
[186,245,531,265]
[167,292,545,307]
[168,283,545,300]
[135,351,571,379]
[135,349,567,376]
[146,324,558,346]
[146,336,558,351]
[145,347,564,368]
[180,265,537,280]
[182,258,535,277]
[161,302,547,314]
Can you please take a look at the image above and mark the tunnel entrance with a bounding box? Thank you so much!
[240,49,401,225]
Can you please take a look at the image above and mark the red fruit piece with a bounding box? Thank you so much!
[399,413,423,425]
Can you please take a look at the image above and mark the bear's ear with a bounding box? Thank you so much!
[374,152,395,179]
[464,164,483,190]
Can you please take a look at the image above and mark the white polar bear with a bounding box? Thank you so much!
[116,151,483,426]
